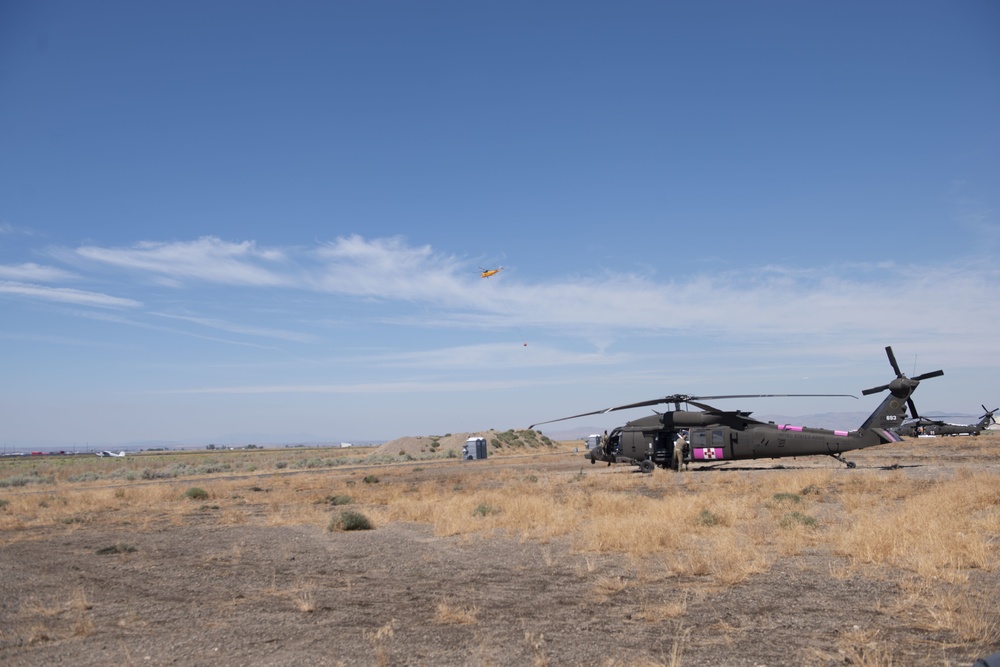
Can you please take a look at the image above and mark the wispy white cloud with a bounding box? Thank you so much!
[311,234,469,302]
[0,281,140,308]
[498,262,999,341]
[75,310,283,350]
[151,312,320,344]
[0,222,35,235]
[160,376,572,395]
[73,236,291,287]
[0,262,77,282]
[38,234,1000,362]
[351,343,629,370]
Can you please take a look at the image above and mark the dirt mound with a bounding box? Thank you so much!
[376,429,558,458]
[376,432,485,457]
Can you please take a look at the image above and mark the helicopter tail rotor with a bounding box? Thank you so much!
[860,346,943,422]
[983,405,999,425]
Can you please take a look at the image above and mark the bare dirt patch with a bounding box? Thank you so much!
[2,435,999,666]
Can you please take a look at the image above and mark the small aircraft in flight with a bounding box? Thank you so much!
[530,346,943,472]
[480,266,503,279]
[96,450,127,458]
[894,405,998,437]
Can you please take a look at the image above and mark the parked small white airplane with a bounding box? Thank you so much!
[96,451,126,457]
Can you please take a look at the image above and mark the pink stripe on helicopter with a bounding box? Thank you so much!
[693,447,725,460]
[780,424,850,437]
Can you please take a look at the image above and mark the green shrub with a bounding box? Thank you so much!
[0,472,52,488]
[324,494,353,506]
[328,509,373,531]
[183,487,209,500]
[196,462,231,475]
[772,492,802,504]
[363,475,379,484]
[275,461,288,469]
[0,499,8,509]
[780,511,818,528]
[473,504,493,517]
[142,464,191,480]
[696,509,722,527]
[96,543,137,555]
[67,472,102,483]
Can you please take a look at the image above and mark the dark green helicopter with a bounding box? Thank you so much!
[530,346,943,472]
[893,405,997,437]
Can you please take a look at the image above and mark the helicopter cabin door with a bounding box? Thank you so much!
[618,428,659,462]
[689,427,730,462]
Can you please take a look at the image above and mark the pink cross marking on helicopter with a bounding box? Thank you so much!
[694,447,723,460]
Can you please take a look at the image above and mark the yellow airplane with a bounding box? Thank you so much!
[480,266,503,279]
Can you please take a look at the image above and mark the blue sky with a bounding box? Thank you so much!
[2,1,998,448]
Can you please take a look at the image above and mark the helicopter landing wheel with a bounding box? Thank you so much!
[639,459,655,474]
[829,453,856,469]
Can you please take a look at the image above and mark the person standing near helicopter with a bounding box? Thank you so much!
[673,430,689,471]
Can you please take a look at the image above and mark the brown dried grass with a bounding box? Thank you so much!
[3,444,999,598]
[435,598,479,625]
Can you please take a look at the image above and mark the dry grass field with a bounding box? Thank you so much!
[1,432,999,666]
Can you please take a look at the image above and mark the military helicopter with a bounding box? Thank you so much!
[894,405,997,437]
[530,346,943,472]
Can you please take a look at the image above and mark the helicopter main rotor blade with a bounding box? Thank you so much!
[528,407,622,429]
[907,398,919,419]
[912,369,944,382]
[861,383,891,396]
[685,399,728,413]
[529,393,856,429]
[588,393,856,417]
[885,346,903,378]
[692,393,858,401]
